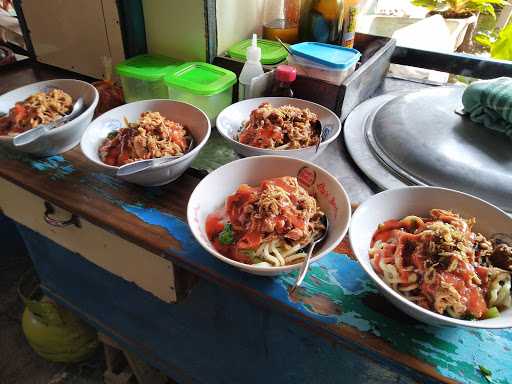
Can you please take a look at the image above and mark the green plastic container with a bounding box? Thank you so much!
[164,62,236,123]
[116,54,182,102]
[228,39,288,65]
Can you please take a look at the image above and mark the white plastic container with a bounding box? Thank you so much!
[288,42,361,85]
[164,62,236,124]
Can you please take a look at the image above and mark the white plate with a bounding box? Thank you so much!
[349,186,512,328]
[0,79,98,156]
[187,155,351,276]
[81,99,211,186]
[216,97,341,161]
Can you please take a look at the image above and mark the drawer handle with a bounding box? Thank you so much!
[43,202,81,228]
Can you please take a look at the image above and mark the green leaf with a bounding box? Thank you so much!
[491,23,512,61]
[107,130,118,140]
[411,0,441,11]
[483,306,500,319]
[474,32,493,47]
[218,223,234,245]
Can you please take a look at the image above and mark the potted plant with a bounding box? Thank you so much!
[411,0,508,51]
[411,0,506,18]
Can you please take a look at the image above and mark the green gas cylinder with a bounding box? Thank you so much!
[20,285,99,363]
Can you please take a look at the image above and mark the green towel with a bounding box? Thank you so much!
[462,77,512,139]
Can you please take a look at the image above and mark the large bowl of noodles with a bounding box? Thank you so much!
[187,156,351,276]
[0,79,98,156]
[350,186,512,328]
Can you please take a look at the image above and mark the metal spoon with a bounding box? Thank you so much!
[314,120,324,154]
[116,137,194,178]
[13,97,84,147]
[275,37,312,78]
[289,215,329,294]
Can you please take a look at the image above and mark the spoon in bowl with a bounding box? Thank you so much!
[289,215,329,294]
[116,136,194,178]
[14,97,84,147]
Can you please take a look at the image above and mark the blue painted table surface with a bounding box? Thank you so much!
[0,64,510,383]
[1,146,511,384]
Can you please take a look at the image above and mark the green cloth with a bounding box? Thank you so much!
[462,77,512,139]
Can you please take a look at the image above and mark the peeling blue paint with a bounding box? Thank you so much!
[117,203,512,384]
[3,143,509,384]
[0,147,75,180]
[30,155,75,177]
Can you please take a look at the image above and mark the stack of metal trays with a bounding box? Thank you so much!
[344,85,512,213]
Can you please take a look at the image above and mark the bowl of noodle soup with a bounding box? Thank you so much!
[349,186,512,328]
[216,97,341,161]
[187,156,351,276]
[0,79,98,156]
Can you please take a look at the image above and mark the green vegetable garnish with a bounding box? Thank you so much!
[478,365,493,383]
[218,223,234,245]
[107,131,118,140]
[483,307,500,319]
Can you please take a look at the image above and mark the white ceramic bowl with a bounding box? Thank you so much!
[81,100,211,186]
[187,156,351,276]
[349,186,512,328]
[215,97,341,160]
[0,79,98,156]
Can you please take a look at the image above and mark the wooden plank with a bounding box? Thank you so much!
[100,0,127,81]
[25,232,433,384]
[4,60,512,384]
[0,177,177,303]
[20,0,113,78]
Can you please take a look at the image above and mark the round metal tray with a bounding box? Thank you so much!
[344,86,512,213]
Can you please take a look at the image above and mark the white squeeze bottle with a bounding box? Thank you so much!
[238,33,264,101]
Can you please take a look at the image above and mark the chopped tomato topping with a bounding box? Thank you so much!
[237,231,261,250]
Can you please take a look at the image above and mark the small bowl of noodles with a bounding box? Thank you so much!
[215,97,341,161]
[81,99,210,186]
[187,155,351,276]
[0,79,98,156]
[349,186,512,328]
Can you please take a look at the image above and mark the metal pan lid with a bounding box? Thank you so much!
[366,86,512,212]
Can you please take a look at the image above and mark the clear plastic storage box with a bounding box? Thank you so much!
[288,42,361,85]
[116,54,182,102]
[164,62,236,123]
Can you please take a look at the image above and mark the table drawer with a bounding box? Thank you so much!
[0,177,177,303]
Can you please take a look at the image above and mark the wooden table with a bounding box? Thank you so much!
[1,60,511,384]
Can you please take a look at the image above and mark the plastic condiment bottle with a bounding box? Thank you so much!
[270,65,296,97]
[238,34,264,101]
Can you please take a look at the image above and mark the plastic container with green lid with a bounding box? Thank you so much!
[228,39,288,65]
[116,54,182,102]
[164,62,236,123]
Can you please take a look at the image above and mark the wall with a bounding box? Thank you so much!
[142,0,207,61]
[215,0,265,55]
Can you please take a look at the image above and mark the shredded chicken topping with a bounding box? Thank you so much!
[0,89,73,136]
[238,103,320,149]
[98,111,191,166]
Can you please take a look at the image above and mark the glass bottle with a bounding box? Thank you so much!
[262,0,301,44]
[270,65,297,97]
[299,0,344,43]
